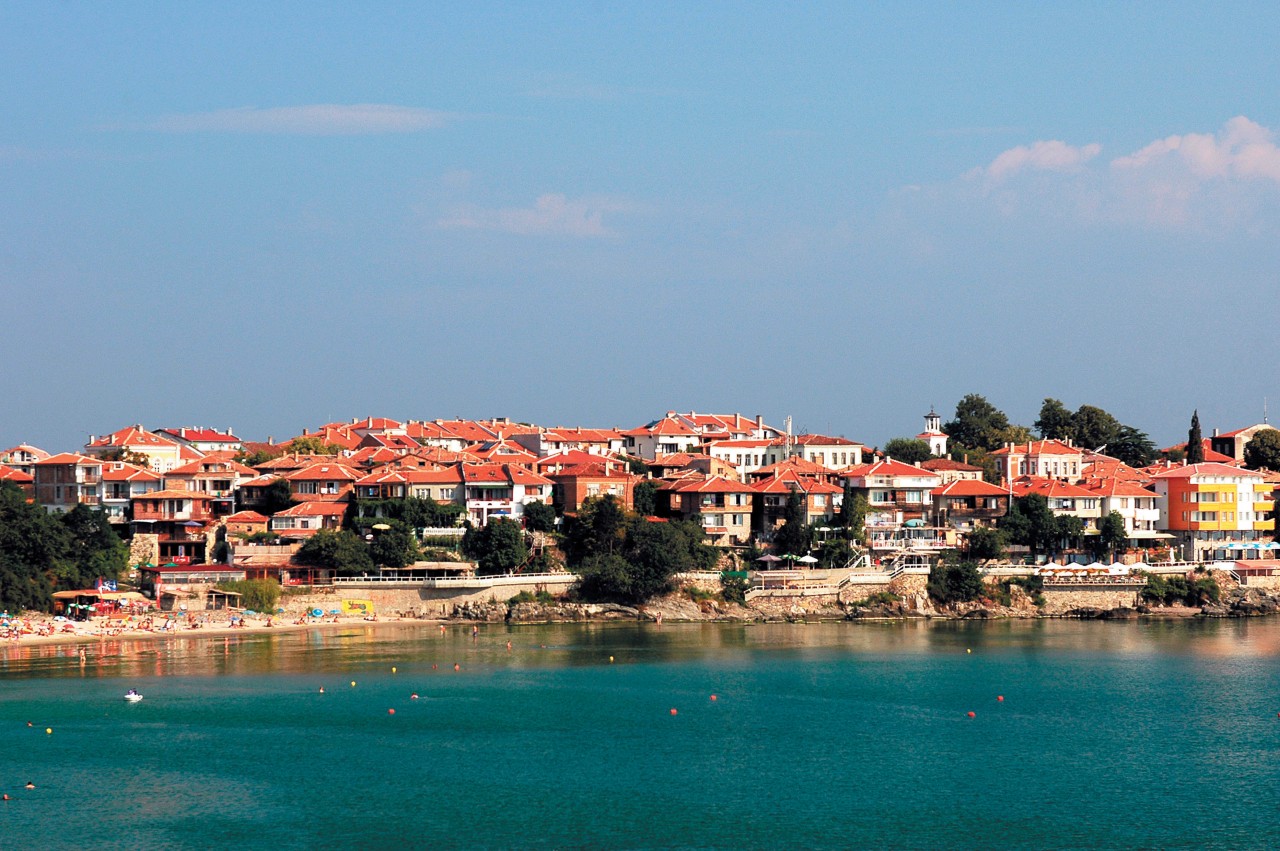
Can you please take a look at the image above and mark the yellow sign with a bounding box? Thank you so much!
[341,599,375,615]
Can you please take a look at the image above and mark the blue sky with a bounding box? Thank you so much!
[4,3,1279,452]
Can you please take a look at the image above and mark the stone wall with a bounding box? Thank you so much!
[283,575,580,618]
[129,534,159,568]
[1041,585,1140,614]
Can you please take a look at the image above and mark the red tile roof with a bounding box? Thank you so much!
[989,440,1080,457]
[920,458,983,472]
[0,465,33,484]
[100,462,162,482]
[932,479,1009,497]
[284,463,362,482]
[86,426,179,449]
[225,510,269,523]
[1150,463,1263,480]
[156,427,241,443]
[36,452,101,466]
[658,475,753,494]
[273,501,348,517]
[1010,477,1098,499]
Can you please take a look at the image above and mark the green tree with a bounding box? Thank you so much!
[60,505,128,590]
[462,518,529,576]
[296,530,374,574]
[815,537,854,569]
[562,495,629,565]
[1093,511,1127,561]
[1071,405,1122,451]
[1187,410,1205,463]
[1054,515,1085,555]
[1001,494,1058,559]
[965,526,1006,562]
[522,501,558,533]
[1110,425,1157,468]
[256,478,296,516]
[287,435,345,455]
[944,394,1012,452]
[632,480,658,517]
[369,522,419,568]
[927,561,987,604]
[773,490,813,556]
[882,438,933,464]
[834,486,868,544]
[1035,398,1074,440]
[0,482,64,611]
[1243,429,1280,470]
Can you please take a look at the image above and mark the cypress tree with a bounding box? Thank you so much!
[1187,410,1205,464]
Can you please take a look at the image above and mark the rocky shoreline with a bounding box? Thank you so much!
[450,585,1280,624]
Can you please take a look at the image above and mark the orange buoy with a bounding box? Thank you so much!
[388,708,396,715]
[997,695,1004,702]
[710,694,718,701]
[411,693,419,700]
[670,708,678,715]
[966,711,976,718]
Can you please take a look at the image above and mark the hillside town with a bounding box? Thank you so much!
[3,400,1280,621]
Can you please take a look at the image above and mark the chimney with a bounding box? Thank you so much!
[268,436,274,444]
[1213,428,1220,437]
[756,414,763,428]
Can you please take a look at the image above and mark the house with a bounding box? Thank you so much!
[462,438,540,470]
[237,474,287,510]
[649,453,739,480]
[164,457,258,517]
[354,466,465,504]
[916,408,949,458]
[284,462,362,503]
[1150,462,1275,561]
[1209,424,1279,464]
[224,510,270,538]
[514,427,627,457]
[84,426,189,473]
[748,456,842,486]
[990,440,1085,483]
[1011,477,1103,531]
[920,457,984,485]
[761,434,864,469]
[130,488,216,564]
[750,470,843,531]
[269,502,347,538]
[657,474,755,545]
[460,463,553,525]
[622,416,702,460]
[156,427,243,454]
[0,444,50,476]
[1080,478,1164,545]
[32,453,104,513]
[706,439,777,479]
[931,479,1009,530]
[841,459,943,526]
[99,461,163,523]
[546,458,639,512]
[1158,438,1237,464]
[290,423,362,452]
[0,465,35,497]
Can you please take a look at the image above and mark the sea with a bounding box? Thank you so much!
[2,619,1279,850]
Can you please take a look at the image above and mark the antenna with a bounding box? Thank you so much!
[1265,397,1269,425]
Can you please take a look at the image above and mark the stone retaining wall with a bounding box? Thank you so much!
[282,576,580,618]
[1042,585,1140,614]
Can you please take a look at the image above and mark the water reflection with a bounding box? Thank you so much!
[3,618,1280,682]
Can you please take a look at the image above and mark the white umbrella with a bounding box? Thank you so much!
[797,555,818,564]
[755,554,782,563]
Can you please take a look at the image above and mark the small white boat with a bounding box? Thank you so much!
[124,691,143,703]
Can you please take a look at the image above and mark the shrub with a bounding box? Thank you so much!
[215,579,282,612]
[927,562,987,604]
[685,585,715,603]
[721,571,749,604]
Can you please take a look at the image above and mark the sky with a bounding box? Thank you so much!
[4,2,1280,453]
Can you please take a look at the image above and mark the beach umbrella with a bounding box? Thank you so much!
[371,523,391,531]
[797,555,819,564]
[755,554,782,563]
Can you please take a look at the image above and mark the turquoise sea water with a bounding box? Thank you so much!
[2,619,1280,850]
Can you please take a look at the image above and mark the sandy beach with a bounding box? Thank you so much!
[0,611,447,652]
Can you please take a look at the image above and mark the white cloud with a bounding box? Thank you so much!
[438,194,626,237]
[1110,115,1280,182]
[146,104,451,135]
[949,118,1280,231]
[968,139,1102,181]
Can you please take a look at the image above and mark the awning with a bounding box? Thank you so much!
[1128,531,1175,540]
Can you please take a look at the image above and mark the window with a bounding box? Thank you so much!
[814,495,826,507]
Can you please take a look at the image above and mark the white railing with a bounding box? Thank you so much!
[331,572,576,589]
